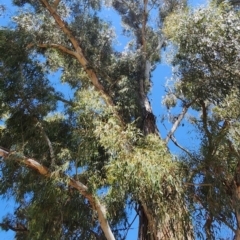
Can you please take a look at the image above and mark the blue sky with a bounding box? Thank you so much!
[1,0,234,239]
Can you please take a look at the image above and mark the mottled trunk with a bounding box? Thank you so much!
[138,205,151,240]
[138,99,157,240]
[138,93,193,240]
[137,0,192,231]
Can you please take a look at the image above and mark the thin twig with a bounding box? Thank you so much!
[123,213,138,239]
[184,183,212,187]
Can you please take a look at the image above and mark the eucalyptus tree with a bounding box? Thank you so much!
[164,1,240,239]
[0,0,192,240]
[3,0,240,239]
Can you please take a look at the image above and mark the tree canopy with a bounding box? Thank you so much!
[0,0,240,239]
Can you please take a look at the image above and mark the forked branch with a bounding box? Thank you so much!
[165,100,194,144]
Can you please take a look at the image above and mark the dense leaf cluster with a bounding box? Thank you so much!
[164,2,240,104]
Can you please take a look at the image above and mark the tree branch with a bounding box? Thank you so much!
[36,43,77,58]
[165,101,194,144]
[0,147,116,240]
[34,118,56,166]
[55,95,75,106]
[216,215,236,233]
[0,222,28,232]
[123,213,138,239]
[38,0,115,109]
[200,100,212,145]
[169,135,194,159]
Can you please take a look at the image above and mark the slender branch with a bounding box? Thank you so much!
[169,135,194,159]
[55,95,75,106]
[38,0,115,109]
[204,214,213,239]
[36,43,77,58]
[200,100,212,145]
[184,183,212,187]
[0,147,116,240]
[35,119,56,166]
[123,213,138,239]
[216,215,236,233]
[165,101,194,144]
[0,147,9,158]
[193,192,236,234]
[0,222,28,232]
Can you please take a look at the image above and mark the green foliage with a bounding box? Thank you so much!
[106,133,183,213]
[163,1,240,237]
[2,0,240,239]
[164,2,240,103]
[0,29,60,118]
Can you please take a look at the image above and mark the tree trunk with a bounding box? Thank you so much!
[138,95,193,240]
[138,205,151,240]
[233,185,240,240]
[233,161,240,240]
